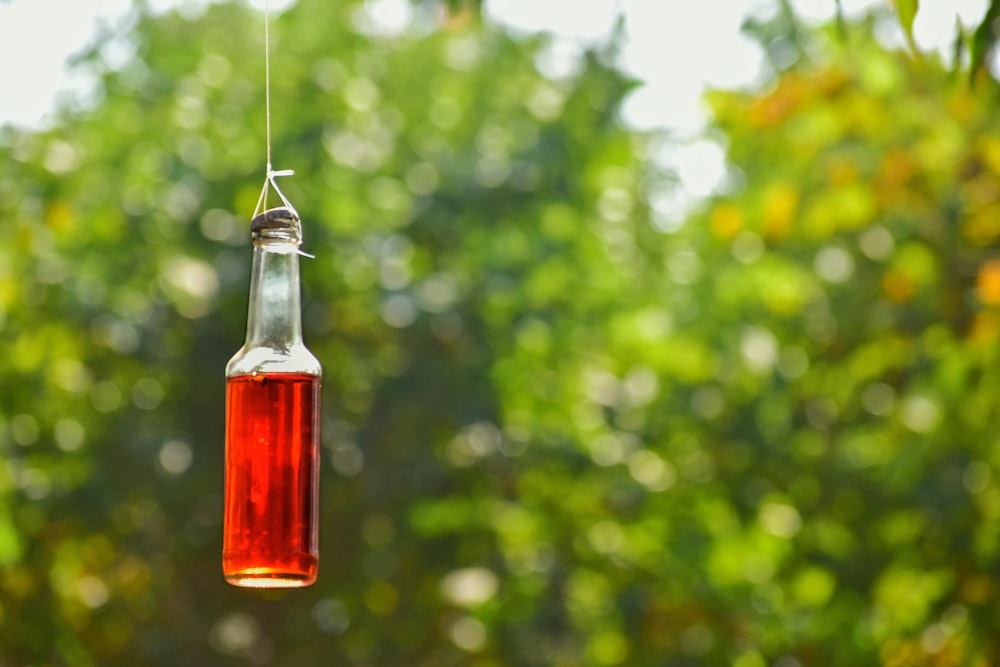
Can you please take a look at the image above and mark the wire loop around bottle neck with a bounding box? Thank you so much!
[253,166,298,221]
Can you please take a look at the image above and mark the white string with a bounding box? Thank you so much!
[264,0,272,174]
[252,0,299,221]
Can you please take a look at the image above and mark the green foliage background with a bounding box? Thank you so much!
[2,0,1000,665]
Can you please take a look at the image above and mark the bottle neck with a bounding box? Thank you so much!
[245,241,303,347]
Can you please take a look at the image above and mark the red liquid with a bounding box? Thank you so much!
[223,372,320,587]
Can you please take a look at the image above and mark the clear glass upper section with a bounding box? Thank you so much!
[226,208,321,378]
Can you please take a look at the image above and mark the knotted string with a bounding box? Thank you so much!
[251,0,310,256]
[252,0,294,219]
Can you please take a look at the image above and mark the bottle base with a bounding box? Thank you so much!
[224,567,317,588]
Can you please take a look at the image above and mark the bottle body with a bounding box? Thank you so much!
[223,208,321,588]
[223,372,319,587]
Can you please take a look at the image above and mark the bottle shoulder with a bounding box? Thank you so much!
[226,343,322,378]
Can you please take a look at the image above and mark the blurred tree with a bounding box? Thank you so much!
[0,0,649,664]
[688,14,1000,665]
[3,0,1000,666]
[888,0,1000,83]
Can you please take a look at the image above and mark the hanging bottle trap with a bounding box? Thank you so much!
[222,0,321,588]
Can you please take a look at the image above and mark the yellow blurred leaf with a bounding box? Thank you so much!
[710,202,743,240]
[45,201,76,235]
[969,311,1000,344]
[882,269,915,303]
[976,259,1000,306]
[761,182,798,240]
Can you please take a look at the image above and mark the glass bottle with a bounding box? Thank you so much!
[223,206,321,588]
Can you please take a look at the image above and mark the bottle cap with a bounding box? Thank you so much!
[251,207,302,245]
